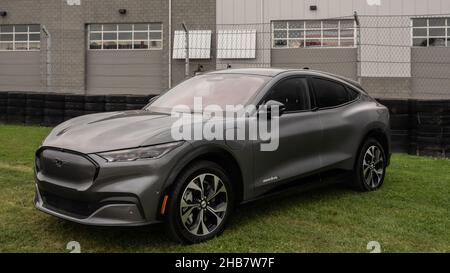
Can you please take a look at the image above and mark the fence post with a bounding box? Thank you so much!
[181,22,190,78]
[42,25,52,92]
[354,11,361,84]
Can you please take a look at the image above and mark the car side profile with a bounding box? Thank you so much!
[34,68,390,243]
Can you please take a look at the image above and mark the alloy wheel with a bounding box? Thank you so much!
[362,145,384,189]
[180,173,228,236]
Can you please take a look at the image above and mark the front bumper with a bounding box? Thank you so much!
[34,184,157,226]
[33,145,186,226]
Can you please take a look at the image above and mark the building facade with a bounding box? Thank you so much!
[0,0,450,99]
[0,0,216,95]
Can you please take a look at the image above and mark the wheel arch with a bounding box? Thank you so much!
[158,144,245,219]
[356,127,391,168]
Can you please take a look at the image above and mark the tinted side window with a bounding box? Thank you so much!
[312,78,350,108]
[265,78,310,112]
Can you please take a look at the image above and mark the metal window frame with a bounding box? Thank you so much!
[0,24,41,51]
[272,19,356,49]
[412,17,449,47]
[88,23,163,51]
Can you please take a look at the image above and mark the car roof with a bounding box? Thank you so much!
[207,68,289,77]
[207,68,364,92]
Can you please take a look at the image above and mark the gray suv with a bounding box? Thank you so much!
[34,68,390,243]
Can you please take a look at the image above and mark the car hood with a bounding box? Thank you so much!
[42,110,184,154]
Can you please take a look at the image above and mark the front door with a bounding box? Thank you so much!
[252,77,322,194]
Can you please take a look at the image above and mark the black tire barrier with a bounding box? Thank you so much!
[105,103,127,112]
[85,95,105,103]
[7,92,26,100]
[414,114,446,126]
[64,109,85,119]
[126,103,146,110]
[44,108,64,116]
[26,107,44,116]
[43,116,64,127]
[44,100,65,110]
[0,113,6,123]
[377,99,410,115]
[415,124,446,134]
[0,100,6,114]
[26,99,45,108]
[7,106,25,115]
[415,100,450,114]
[415,140,445,157]
[84,110,102,115]
[65,94,85,103]
[25,115,44,125]
[26,93,45,109]
[26,93,45,100]
[105,95,127,104]
[7,92,27,109]
[126,95,152,105]
[417,136,445,145]
[84,102,105,112]
[7,115,25,124]
[391,129,410,153]
[5,92,450,158]
[8,99,26,107]
[7,103,26,124]
[390,114,410,130]
[45,93,65,102]
[65,101,85,111]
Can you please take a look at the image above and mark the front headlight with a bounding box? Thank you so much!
[97,141,184,162]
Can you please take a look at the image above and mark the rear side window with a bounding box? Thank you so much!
[265,77,310,112]
[347,87,360,101]
[312,78,352,108]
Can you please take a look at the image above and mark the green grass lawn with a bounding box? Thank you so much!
[0,124,449,253]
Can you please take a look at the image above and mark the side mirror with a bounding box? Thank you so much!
[259,100,286,118]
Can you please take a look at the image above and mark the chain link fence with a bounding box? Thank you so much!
[1,14,449,156]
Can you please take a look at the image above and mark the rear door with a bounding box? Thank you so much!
[310,77,360,169]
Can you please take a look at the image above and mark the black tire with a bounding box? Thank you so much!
[65,95,84,103]
[8,98,26,107]
[7,106,25,115]
[105,103,126,112]
[26,99,44,108]
[390,114,410,130]
[126,103,146,110]
[26,107,44,116]
[351,138,387,192]
[65,101,85,111]
[45,100,65,109]
[85,102,105,112]
[126,95,150,104]
[64,109,85,118]
[165,161,234,244]
[105,96,127,104]
[25,115,43,125]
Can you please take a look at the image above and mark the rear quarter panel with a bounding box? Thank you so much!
[318,95,390,171]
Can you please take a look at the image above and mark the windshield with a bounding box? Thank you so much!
[146,74,270,113]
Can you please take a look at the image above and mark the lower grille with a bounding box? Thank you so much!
[41,190,100,219]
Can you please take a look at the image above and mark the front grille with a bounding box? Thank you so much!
[41,190,100,218]
[37,149,97,185]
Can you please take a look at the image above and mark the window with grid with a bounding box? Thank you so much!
[0,25,41,51]
[88,23,163,50]
[272,20,355,48]
[412,18,449,47]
